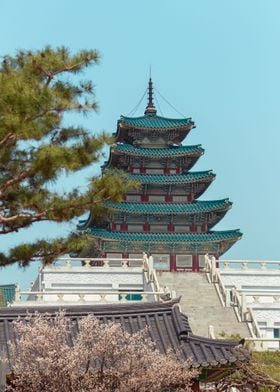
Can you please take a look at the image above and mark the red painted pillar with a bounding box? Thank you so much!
[170,255,176,271]
[192,255,199,272]
[143,223,150,232]
[187,194,193,202]
[190,224,196,232]
[164,167,169,174]
[141,195,149,202]
[120,223,128,231]
[167,224,174,232]
[165,195,173,202]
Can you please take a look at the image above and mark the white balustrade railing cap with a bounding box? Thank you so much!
[18,290,163,296]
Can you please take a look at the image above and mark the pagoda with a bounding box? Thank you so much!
[79,79,242,271]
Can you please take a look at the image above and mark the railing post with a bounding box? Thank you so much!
[0,356,6,392]
[225,289,231,307]
[208,325,215,339]
[148,256,154,281]
[211,256,216,283]
[15,284,20,302]
[103,259,109,268]
[65,259,72,268]
[122,259,128,268]
[143,253,148,270]
[241,293,246,321]
[84,260,91,268]
[204,254,209,272]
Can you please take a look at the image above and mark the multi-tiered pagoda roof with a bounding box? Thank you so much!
[80,79,242,271]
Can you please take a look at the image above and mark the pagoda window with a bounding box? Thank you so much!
[169,169,177,174]
[196,226,202,233]
[176,255,192,268]
[150,225,168,232]
[152,254,170,271]
[126,195,141,202]
[127,225,143,232]
[149,187,166,194]
[127,216,141,223]
[181,217,190,225]
[146,168,164,174]
[132,168,141,173]
[174,226,190,233]
[106,253,123,259]
[173,195,188,202]
[149,195,165,202]
[145,161,165,168]
[128,254,144,267]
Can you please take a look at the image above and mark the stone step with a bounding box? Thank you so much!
[156,271,250,338]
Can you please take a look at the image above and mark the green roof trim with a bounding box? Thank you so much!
[112,143,204,158]
[88,229,242,243]
[129,171,215,184]
[104,199,232,215]
[118,114,194,130]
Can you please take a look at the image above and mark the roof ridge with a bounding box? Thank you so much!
[120,114,192,121]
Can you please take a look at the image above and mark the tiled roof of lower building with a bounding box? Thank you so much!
[129,171,215,184]
[0,300,248,371]
[118,114,194,130]
[88,229,242,243]
[112,143,204,158]
[104,199,232,215]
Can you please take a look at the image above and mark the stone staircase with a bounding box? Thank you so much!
[157,271,250,338]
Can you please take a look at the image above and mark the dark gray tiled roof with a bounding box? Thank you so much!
[0,300,248,372]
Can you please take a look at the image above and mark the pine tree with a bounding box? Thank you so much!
[0,47,136,267]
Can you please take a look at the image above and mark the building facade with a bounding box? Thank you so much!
[79,79,242,271]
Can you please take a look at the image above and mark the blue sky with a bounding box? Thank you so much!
[1,0,280,288]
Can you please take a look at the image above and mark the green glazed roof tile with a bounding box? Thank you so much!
[104,199,232,215]
[112,143,204,158]
[89,229,242,243]
[129,171,215,184]
[118,115,194,129]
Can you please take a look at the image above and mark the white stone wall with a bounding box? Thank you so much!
[42,268,144,291]
[219,269,280,342]
[220,271,280,290]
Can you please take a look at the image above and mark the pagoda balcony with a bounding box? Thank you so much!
[104,143,204,172]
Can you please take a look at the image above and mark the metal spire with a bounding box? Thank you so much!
[144,77,157,115]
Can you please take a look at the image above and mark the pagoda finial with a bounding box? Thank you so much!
[144,76,157,116]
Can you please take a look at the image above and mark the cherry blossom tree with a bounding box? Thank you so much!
[6,311,198,391]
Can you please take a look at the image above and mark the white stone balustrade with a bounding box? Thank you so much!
[48,257,145,269]
[13,290,162,305]
[218,259,280,270]
[246,338,280,351]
